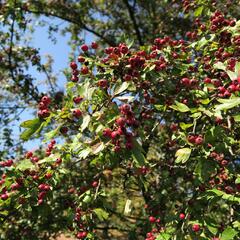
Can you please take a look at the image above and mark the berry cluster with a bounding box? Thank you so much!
[103,104,139,151]
[38,95,51,118]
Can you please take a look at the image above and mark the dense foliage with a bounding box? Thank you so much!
[1,1,240,240]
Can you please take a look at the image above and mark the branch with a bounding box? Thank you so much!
[24,7,116,46]
[122,0,143,45]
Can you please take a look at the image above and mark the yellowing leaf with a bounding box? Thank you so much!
[175,148,191,164]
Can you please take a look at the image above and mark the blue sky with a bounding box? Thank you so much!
[15,16,93,151]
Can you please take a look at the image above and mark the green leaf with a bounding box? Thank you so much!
[213,62,226,71]
[194,5,204,16]
[233,115,240,122]
[235,61,240,74]
[195,159,217,182]
[175,148,191,164]
[235,175,240,184]
[131,141,146,166]
[20,118,43,141]
[124,199,132,215]
[44,127,60,141]
[156,233,171,240]
[221,227,238,240]
[114,82,129,95]
[93,208,109,221]
[227,70,237,81]
[91,142,105,154]
[81,115,91,131]
[16,159,35,171]
[20,118,40,128]
[170,101,190,112]
[38,153,60,164]
[78,148,91,159]
[179,122,193,130]
[215,98,240,111]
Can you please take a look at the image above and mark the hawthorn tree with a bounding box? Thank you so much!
[1,0,239,157]
[0,1,240,240]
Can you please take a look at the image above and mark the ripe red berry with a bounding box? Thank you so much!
[92,181,98,188]
[11,183,21,190]
[149,216,156,223]
[73,96,83,104]
[103,128,112,138]
[111,131,119,139]
[26,151,33,159]
[45,173,52,179]
[73,109,82,118]
[77,55,85,63]
[187,135,196,144]
[195,136,203,145]
[1,193,9,200]
[81,66,89,75]
[98,79,108,88]
[81,44,89,52]
[116,117,126,127]
[71,75,79,82]
[70,61,78,70]
[192,224,200,232]
[41,96,51,105]
[56,158,62,164]
[91,42,98,49]
[179,213,185,220]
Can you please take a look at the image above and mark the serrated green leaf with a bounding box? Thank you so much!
[114,82,129,95]
[194,6,204,16]
[93,208,109,221]
[170,101,190,112]
[213,62,226,71]
[179,122,193,130]
[221,227,238,240]
[16,159,35,171]
[91,142,104,154]
[81,115,91,131]
[215,98,240,111]
[20,118,43,141]
[175,148,191,164]
[20,118,41,128]
[156,233,171,240]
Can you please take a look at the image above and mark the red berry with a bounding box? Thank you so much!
[187,135,196,144]
[92,181,98,188]
[149,216,156,223]
[26,151,33,159]
[98,79,108,88]
[1,193,9,200]
[179,213,185,220]
[195,136,203,145]
[81,44,89,52]
[192,224,200,232]
[41,96,51,105]
[78,55,85,63]
[81,66,89,75]
[73,96,83,104]
[111,131,119,139]
[73,109,82,118]
[103,128,112,138]
[116,117,126,127]
[56,158,62,164]
[91,42,98,49]
[45,173,52,179]
[70,61,78,70]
